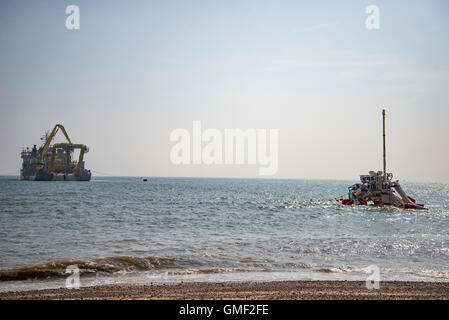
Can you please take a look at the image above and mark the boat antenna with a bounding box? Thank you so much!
[382,109,386,181]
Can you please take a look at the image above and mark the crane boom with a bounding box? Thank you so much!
[39,124,72,163]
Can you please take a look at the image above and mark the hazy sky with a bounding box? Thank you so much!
[1,0,448,182]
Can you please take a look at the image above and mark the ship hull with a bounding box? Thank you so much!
[20,169,91,181]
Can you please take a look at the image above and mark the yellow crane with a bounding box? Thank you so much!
[33,124,72,170]
[48,143,88,173]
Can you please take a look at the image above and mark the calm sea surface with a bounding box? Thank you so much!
[0,176,448,291]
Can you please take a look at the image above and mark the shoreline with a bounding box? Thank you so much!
[1,280,448,300]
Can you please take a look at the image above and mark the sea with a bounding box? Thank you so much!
[0,176,448,292]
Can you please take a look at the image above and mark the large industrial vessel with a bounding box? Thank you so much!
[20,124,91,181]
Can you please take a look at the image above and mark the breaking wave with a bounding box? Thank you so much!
[317,266,367,273]
[0,256,192,281]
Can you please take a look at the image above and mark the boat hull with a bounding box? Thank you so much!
[20,169,91,181]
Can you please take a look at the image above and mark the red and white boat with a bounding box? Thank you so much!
[339,110,426,209]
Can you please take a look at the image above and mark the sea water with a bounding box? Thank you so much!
[0,176,448,292]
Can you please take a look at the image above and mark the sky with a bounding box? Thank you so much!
[1,0,448,182]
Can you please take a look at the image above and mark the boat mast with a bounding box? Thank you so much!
[382,109,386,181]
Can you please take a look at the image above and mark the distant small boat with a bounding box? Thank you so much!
[143,178,148,182]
